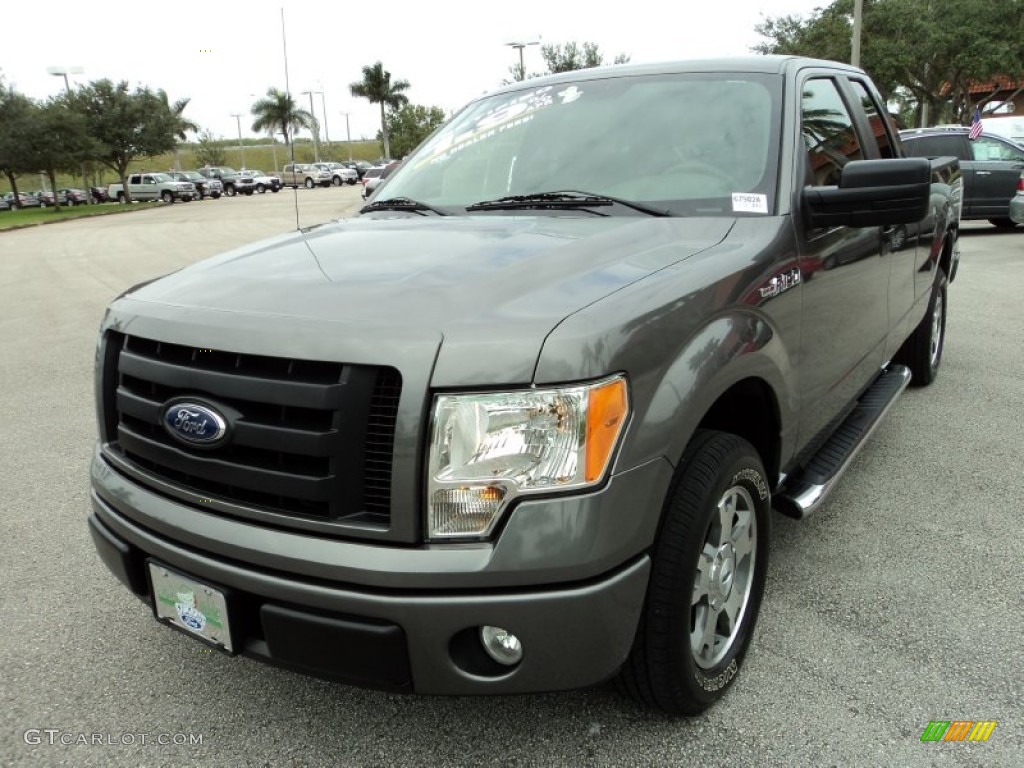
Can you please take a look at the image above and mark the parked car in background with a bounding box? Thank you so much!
[3,192,42,208]
[196,167,255,196]
[107,173,196,204]
[280,163,332,189]
[900,126,1024,228]
[34,190,57,207]
[90,186,110,204]
[314,162,359,186]
[239,169,281,193]
[0,197,10,212]
[359,165,385,199]
[360,161,401,200]
[168,171,222,200]
[1011,172,1024,225]
[59,188,89,206]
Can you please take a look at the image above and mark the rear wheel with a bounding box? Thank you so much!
[894,267,947,386]
[116,192,125,204]
[618,430,770,715]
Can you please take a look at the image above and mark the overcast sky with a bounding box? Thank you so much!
[4,0,827,151]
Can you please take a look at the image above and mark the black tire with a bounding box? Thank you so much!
[304,177,315,189]
[894,267,947,386]
[988,217,1018,229]
[332,176,342,186]
[270,187,280,193]
[161,190,173,204]
[347,178,357,185]
[211,192,221,199]
[225,184,236,197]
[116,192,126,204]
[618,430,770,715]
[256,183,265,194]
[243,189,254,196]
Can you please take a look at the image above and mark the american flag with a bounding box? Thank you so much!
[968,108,983,140]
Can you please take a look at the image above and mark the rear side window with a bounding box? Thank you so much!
[801,78,863,187]
[902,134,964,159]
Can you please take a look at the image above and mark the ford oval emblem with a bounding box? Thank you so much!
[163,401,228,447]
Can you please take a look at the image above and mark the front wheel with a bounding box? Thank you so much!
[161,190,173,204]
[256,184,265,194]
[332,176,342,186]
[225,184,236,197]
[618,430,770,715]
[304,177,315,189]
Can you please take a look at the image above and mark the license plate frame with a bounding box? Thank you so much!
[148,562,234,653]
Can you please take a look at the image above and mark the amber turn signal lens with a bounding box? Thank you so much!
[585,378,628,482]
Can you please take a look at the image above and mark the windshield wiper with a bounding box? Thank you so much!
[359,197,449,216]
[465,190,673,217]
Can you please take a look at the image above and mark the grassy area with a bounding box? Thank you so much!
[0,140,385,196]
[0,203,151,232]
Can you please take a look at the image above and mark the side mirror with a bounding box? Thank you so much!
[802,157,931,229]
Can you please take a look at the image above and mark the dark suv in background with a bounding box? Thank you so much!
[900,126,1024,228]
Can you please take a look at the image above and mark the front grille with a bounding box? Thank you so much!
[102,332,401,530]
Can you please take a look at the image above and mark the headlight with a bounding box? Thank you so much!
[426,375,628,539]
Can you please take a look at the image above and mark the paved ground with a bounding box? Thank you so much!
[1,198,1021,767]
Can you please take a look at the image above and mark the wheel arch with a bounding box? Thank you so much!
[693,377,781,489]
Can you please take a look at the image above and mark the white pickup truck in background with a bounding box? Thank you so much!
[107,173,196,204]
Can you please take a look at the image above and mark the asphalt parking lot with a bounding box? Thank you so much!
[1,195,1021,767]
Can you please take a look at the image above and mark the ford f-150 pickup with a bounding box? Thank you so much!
[88,56,961,715]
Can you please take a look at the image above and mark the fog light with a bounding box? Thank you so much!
[479,626,523,666]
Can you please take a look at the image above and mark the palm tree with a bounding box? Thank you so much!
[349,62,410,161]
[250,88,313,159]
[157,92,198,171]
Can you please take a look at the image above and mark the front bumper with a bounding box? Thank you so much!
[89,450,670,695]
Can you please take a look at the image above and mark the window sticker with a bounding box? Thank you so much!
[731,193,768,213]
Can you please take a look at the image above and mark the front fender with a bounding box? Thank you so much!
[626,312,798,475]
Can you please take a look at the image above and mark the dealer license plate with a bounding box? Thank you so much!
[149,563,233,653]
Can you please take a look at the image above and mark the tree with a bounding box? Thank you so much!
[383,104,446,159]
[505,42,631,83]
[250,87,313,160]
[194,129,227,167]
[158,91,198,171]
[755,0,1024,126]
[19,95,93,212]
[0,81,35,206]
[71,80,181,202]
[350,62,411,161]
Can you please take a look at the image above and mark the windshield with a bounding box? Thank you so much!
[380,71,781,216]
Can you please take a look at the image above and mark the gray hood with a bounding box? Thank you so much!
[121,215,733,385]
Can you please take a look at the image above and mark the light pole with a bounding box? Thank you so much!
[851,0,864,68]
[300,90,321,162]
[319,91,330,155]
[47,65,91,204]
[231,113,246,168]
[506,41,538,81]
[340,112,352,161]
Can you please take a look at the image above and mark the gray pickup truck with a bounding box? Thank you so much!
[88,56,960,715]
